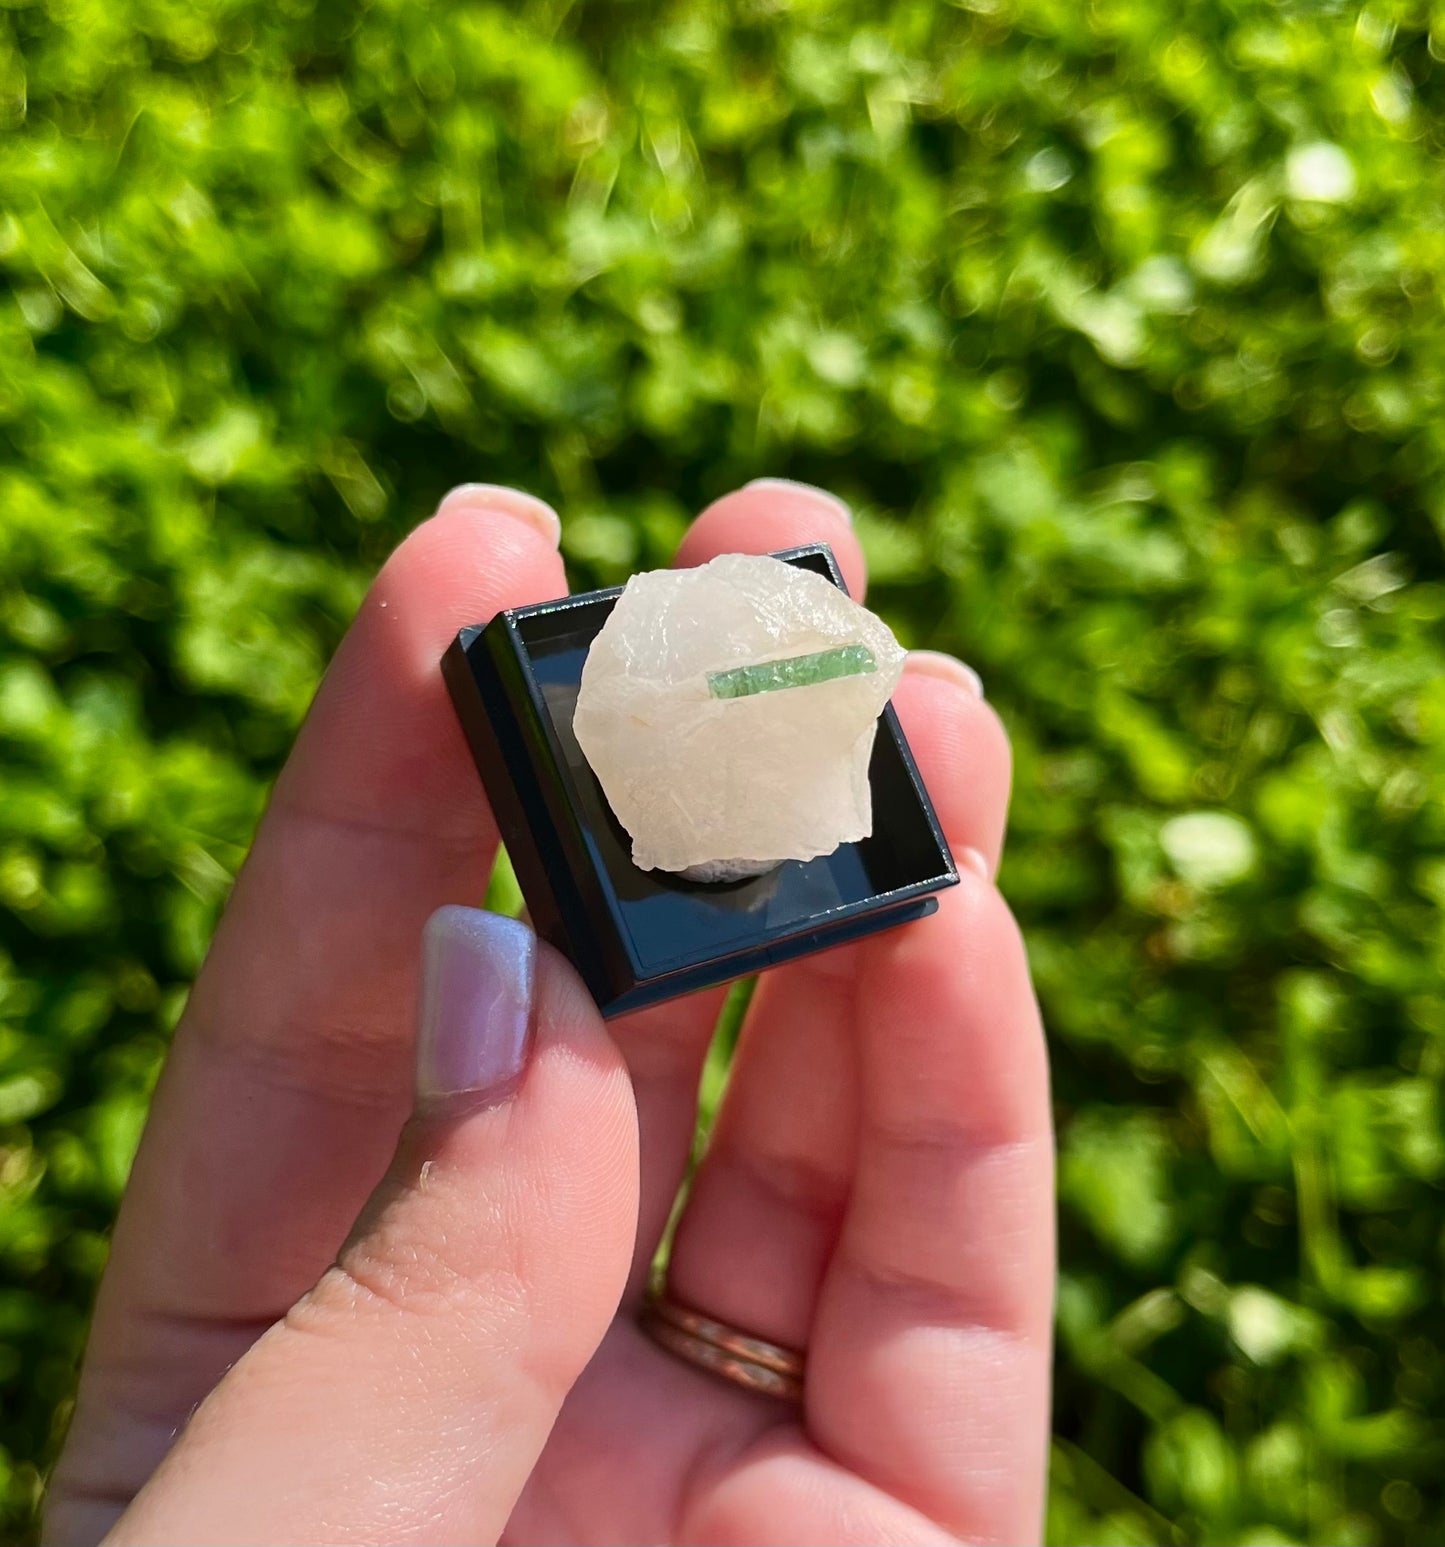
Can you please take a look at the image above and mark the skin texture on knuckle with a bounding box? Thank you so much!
[858,882,1047,1149]
[681,1432,962,1547]
[282,949,639,1404]
[865,881,997,1020]
[505,969,641,1389]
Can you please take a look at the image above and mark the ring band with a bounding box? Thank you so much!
[641,1289,805,1402]
[647,1292,806,1379]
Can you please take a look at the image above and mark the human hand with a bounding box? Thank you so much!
[46,481,1053,1546]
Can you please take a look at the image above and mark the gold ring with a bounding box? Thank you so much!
[641,1288,805,1402]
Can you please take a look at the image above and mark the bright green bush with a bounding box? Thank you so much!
[3,0,1443,1541]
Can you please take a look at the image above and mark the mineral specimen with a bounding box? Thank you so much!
[572,552,905,880]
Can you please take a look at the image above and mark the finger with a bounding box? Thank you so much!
[105,912,638,1547]
[609,477,868,1298]
[675,477,865,598]
[809,877,1054,1544]
[46,488,568,1542]
[685,1429,958,1546]
[613,986,729,1300]
[526,661,1018,1546]
[892,654,1011,876]
[664,955,858,1344]
[665,657,1011,1350]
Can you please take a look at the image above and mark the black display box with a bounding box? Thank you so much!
[441,544,957,1017]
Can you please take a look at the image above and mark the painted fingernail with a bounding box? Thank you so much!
[744,477,852,526]
[908,650,984,699]
[436,483,562,547]
[958,846,992,880]
[415,906,537,1109]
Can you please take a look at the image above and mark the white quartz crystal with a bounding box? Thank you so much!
[572,553,905,879]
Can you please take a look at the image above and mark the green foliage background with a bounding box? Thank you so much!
[3,0,1444,1540]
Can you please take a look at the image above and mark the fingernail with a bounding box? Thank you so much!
[909,650,984,699]
[958,846,992,880]
[416,906,537,1109]
[436,484,562,547]
[744,477,852,526]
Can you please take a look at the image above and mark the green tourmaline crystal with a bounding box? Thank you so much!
[707,643,877,700]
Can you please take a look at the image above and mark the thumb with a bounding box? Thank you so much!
[108,907,639,1547]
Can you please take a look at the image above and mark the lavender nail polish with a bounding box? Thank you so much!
[416,907,536,1107]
